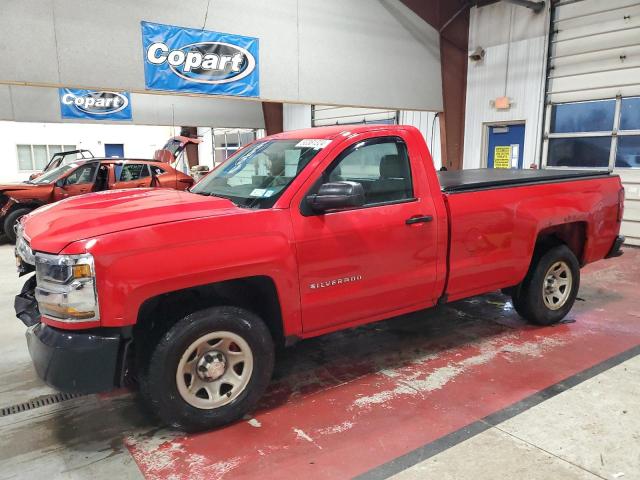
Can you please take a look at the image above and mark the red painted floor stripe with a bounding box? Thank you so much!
[126,248,640,479]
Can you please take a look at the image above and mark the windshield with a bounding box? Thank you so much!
[190,139,326,208]
[31,163,78,184]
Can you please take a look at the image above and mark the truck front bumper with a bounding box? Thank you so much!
[26,323,125,394]
[17,274,128,394]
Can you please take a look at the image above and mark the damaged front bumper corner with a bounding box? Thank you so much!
[15,274,39,327]
[15,274,128,394]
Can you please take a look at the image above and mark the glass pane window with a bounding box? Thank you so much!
[547,137,611,168]
[48,145,63,157]
[620,97,640,131]
[65,163,98,185]
[32,145,48,170]
[17,145,33,171]
[117,164,149,181]
[616,136,640,168]
[326,139,413,205]
[550,100,615,133]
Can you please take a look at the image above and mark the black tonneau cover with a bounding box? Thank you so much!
[437,168,610,193]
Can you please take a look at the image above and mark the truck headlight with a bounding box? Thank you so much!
[15,222,35,266]
[34,252,99,322]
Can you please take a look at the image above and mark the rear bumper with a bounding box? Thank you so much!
[25,323,125,394]
[605,235,625,259]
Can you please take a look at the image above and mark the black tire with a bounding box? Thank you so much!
[141,306,274,432]
[3,208,32,243]
[512,244,580,326]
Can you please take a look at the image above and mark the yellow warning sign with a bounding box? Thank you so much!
[494,146,511,169]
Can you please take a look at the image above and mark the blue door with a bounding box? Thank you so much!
[104,143,124,158]
[486,124,525,169]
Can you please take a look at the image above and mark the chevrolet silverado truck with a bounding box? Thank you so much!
[14,125,625,432]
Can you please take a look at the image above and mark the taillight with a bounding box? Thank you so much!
[618,188,625,222]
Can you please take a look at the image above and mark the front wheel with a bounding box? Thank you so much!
[141,306,274,432]
[512,244,580,326]
[3,208,32,243]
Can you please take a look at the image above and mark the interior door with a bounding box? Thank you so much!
[290,133,440,334]
[487,124,525,169]
[104,143,125,158]
[112,163,153,189]
[53,162,99,201]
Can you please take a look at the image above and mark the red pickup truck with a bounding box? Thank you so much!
[14,125,624,431]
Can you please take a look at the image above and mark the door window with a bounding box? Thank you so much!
[150,165,167,176]
[321,137,413,206]
[64,163,98,185]
[116,164,150,181]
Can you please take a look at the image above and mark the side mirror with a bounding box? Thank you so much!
[306,181,365,213]
[54,179,65,188]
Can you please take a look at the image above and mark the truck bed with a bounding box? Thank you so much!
[438,168,611,193]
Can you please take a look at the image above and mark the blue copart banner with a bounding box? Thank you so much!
[59,89,132,120]
[141,21,260,97]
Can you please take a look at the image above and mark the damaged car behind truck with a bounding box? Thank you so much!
[14,125,625,432]
[1,158,194,243]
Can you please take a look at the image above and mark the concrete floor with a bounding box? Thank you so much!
[0,242,638,479]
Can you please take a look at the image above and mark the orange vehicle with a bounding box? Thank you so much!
[1,158,194,242]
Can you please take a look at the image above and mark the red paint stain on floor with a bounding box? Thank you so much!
[126,248,640,479]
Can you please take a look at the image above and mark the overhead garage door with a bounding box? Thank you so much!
[543,0,640,245]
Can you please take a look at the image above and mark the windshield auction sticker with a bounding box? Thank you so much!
[295,139,332,149]
[141,21,259,97]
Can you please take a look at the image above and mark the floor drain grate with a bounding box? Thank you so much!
[0,392,83,417]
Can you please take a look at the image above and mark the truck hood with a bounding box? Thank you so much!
[23,188,241,253]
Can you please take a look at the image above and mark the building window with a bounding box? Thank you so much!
[16,144,76,171]
[545,97,640,170]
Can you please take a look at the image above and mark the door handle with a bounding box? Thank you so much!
[405,215,433,225]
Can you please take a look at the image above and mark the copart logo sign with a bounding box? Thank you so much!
[141,21,259,97]
[59,89,132,120]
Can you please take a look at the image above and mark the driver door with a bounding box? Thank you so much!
[53,163,99,201]
[290,132,441,334]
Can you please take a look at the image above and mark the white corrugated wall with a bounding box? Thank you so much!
[463,3,549,170]
[545,0,640,245]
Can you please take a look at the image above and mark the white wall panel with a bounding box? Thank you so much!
[313,106,397,126]
[283,104,312,131]
[0,0,60,84]
[0,0,442,112]
[399,110,441,169]
[298,0,441,110]
[554,0,639,21]
[0,85,265,128]
[463,2,548,170]
[616,169,640,245]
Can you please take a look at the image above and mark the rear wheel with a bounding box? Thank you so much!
[3,208,32,243]
[511,245,580,326]
[140,306,274,432]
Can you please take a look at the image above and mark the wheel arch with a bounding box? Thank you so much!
[535,221,587,265]
[133,275,286,355]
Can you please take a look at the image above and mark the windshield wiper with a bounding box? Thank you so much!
[197,191,239,206]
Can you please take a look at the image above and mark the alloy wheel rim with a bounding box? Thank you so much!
[542,261,572,311]
[176,331,253,409]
